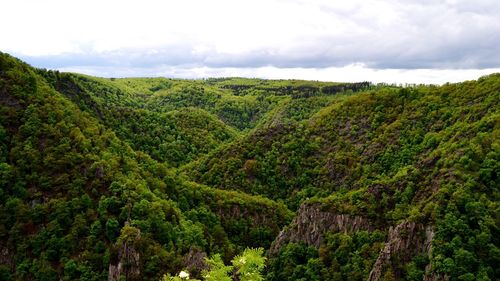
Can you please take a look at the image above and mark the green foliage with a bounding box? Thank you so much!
[231,248,266,281]
[267,231,386,281]
[202,254,232,281]
[0,52,498,280]
[165,248,266,281]
[266,242,321,281]
[0,52,290,280]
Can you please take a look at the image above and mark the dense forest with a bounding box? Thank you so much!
[0,52,498,281]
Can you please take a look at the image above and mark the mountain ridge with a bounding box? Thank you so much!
[0,52,498,281]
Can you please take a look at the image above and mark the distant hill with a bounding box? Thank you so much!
[0,52,498,281]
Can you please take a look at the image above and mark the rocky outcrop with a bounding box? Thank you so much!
[183,247,208,277]
[421,260,449,281]
[108,227,141,281]
[367,221,434,281]
[0,242,14,270]
[270,203,442,281]
[269,202,441,281]
[269,203,375,255]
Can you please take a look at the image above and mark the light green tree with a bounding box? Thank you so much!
[164,248,266,281]
[202,254,232,281]
[231,248,266,281]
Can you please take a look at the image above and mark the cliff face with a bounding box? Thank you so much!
[367,221,434,281]
[183,247,208,278]
[270,203,441,281]
[108,242,140,281]
[108,229,141,281]
[0,242,14,271]
[269,203,375,255]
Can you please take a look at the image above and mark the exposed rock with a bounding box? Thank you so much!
[270,203,441,281]
[0,87,21,109]
[108,227,141,281]
[183,247,208,277]
[0,242,14,270]
[367,221,434,281]
[422,260,449,281]
[269,202,374,255]
[30,198,42,207]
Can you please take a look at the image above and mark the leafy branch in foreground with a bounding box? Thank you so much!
[163,248,266,281]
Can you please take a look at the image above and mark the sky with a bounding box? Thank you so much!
[1,0,500,84]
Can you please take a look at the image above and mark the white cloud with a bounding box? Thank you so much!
[58,64,500,85]
[1,0,499,82]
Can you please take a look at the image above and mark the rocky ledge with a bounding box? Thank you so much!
[269,202,375,255]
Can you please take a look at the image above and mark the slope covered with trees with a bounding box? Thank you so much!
[185,75,499,280]
[0,53,290,281]
[0,52,498,281]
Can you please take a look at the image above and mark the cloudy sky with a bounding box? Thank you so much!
[2,0,500,84]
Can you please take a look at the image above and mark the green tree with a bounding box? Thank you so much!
[202,254,232,281]
[231,248,266,281]
[165,248,266,281]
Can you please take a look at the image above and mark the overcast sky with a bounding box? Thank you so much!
[2,0,500,84]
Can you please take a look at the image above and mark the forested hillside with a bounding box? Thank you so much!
[0,52,498,281]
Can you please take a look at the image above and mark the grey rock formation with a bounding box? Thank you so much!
[269,202,443,281]
[0,242,14,270]
[367,221,434,281]
[269,202,374,255]
[108,229,141,281]
[183,247,208,277]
